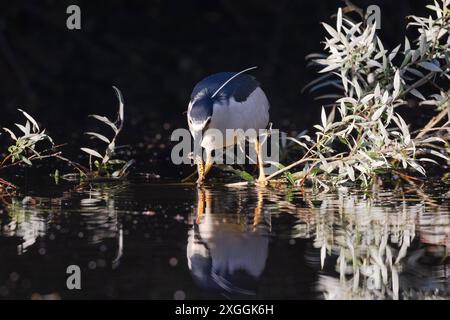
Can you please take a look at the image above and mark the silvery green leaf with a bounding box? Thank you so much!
[405,67,425,78]
[321,107,327,129]
[286,137,308,149]
[46,134,54,145]
[367,60,383,68]
[327,106,336,124]
[300,135,312,142]
[313,124,324,132]
[336,9,342,33]
[395,114,410,144]
[419,33,427,56]
[18,109,39,132]
[361,93,374,104]
[410,161,426,175]
[319,63,340,73]
[389,44,401,62]
[341,69,348,92]
[103,141,116,164]
[107,141,115,154]
[25,121,30,134]
[322,22,339,39]
[447,101,450,120]
[393,70,401,97]
[3,128,17,141]
[353,79,361,99]
[21,156,32,166]
[410,88,426,100]
[339,100,347,118]
[411,49,421,62]
[85,132,111,144]
[113,86,124,122]
[400,51,412,68]
[429,149,449,161]
[418,61,442,72]
[374,83,381,99]
[346,164,355,181]
[80,147,103,159]
[337,97,358,105]
[404,36,410,52]
[381,90,390,104]
[342,115,365,122]
[418,158,438,165]
[372,106,386,121]
[15,123,28,135]
[28,133,46,142]
[89,115,119,133]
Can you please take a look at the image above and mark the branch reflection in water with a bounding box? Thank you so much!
[279,187,449,300]
[1,183,125,299]
[187,185,449,299]
[0,180,448,299]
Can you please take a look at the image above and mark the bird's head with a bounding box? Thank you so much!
[188,95,213,158]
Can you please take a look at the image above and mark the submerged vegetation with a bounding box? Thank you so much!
[267,0,449,189]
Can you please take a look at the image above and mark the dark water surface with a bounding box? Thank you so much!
[0,178,448,300]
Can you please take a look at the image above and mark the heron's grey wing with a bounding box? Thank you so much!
[217,87,269,131]
[191,73,259,103]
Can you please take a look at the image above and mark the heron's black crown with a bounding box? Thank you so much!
[189,72,260,122]
[189,95,214,122]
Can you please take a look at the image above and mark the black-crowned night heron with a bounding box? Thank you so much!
[187,68,270,184]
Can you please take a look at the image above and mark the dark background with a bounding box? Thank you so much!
[0,0,429,174]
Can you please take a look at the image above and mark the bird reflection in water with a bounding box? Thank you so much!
[187,187,271,297]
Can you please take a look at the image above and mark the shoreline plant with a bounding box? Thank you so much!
[0,86,131,195]
[264,0,449,190]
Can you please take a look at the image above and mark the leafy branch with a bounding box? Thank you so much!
[80,86,133,178]
[266,0,450,189]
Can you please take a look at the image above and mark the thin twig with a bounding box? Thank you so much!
[415,108,449,139]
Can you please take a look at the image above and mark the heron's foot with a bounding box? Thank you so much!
[255,178,268,187]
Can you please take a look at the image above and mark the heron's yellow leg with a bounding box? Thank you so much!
[196,188,205,224]
[196,158,205,184]
[197,153,213,184]
[255,140,267,186]
[204,153,213,177]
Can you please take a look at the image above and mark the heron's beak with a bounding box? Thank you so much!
[191,117,210,162]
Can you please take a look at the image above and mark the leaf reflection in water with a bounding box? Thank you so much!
[293,188,449,300]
